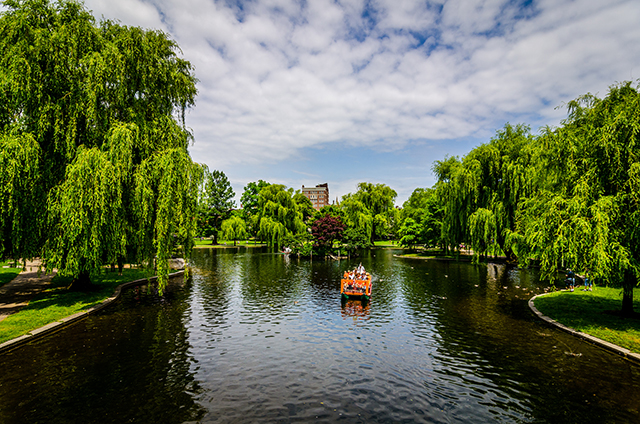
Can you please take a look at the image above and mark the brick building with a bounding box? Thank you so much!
[301,183,329,210]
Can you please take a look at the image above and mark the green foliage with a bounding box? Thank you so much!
[241,180,269,217]
[398,188,443,249]
[240,179,269,239]
[293,192,315,222]
[316,204,344,220]
[342,227,372,253]
[398,217,420,249]
[351,182,397,242]
[433,81,640,314]
[514,82,640,312]
[221,214,248,246]
[0,0,199,292]
[197,167,235,242]
[0,133,42,259]
[340,194,373,243]
[282,232,314,256]
[434,124,534,259]
[256,184,306,248]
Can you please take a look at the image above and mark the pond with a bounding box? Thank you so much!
[0,248,639,423]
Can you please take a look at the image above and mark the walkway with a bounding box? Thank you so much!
[0,260,56,323]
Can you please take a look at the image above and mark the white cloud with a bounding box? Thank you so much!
[5,0,639,203]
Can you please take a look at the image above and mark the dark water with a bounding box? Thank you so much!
[1,248,639,423]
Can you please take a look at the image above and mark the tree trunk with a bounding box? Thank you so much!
[621,268,636,316]
[68,270,95,291]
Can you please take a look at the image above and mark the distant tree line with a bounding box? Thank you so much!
[197,177,399,257]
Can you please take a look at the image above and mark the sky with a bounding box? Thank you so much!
[15,0,640,205]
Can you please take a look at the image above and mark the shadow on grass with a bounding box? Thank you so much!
[534,289,640,352]
[0,269,21,288]
[0,269,157,344]
[29,269,155,310]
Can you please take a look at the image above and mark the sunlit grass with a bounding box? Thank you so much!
[534,287,640,354]
[192,238,266,247]
[0,261,21,288]
[0,268,154,345]
[373,240,400,247]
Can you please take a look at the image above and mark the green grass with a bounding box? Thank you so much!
[534,287,640,354]
[0,261,21,288]
[193,238,266,247]
[395,249,461,259]
[0,268,154,345]
[373,240,400,247]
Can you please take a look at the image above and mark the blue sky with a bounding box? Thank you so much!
[19,0,640,205]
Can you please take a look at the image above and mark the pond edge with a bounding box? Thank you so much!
[0,270,184,354]
[528,292,640,365]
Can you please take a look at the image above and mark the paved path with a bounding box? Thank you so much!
[0,260,57,323]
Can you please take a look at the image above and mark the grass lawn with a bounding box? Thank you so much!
[373,240,400,247]
[193,238,266,247]
[0,261,21,288]
[534,287,640,354]
[395,249,466,260]
[0,268,154,345]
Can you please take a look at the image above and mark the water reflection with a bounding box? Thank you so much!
[0,278,203,424]
[1,250,639,423]
[341,299,371,320]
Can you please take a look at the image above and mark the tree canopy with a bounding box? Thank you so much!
[431,81,640,314]
[512,82,640,314]
[255,184,306,248]
[0,0,199,291]
[434,123,534,260]
[197,167,235,244]
[398,188,442,249]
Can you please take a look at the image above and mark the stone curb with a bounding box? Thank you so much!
[528,292,640,365]
[0,270,184,355]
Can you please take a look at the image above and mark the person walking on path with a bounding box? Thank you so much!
[566,268,576,292]
[0,260,57,323]
[581,269,593,291]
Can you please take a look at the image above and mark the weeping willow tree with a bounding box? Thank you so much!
[0,0,199,291]
[341,182,396,244]
[434,124,535,260]
[339,193,373,247]
[514,82,640,315]
[221,214,248,246]
[255,184,306,249]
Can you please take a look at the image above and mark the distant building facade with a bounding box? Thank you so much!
[302,183,329,210]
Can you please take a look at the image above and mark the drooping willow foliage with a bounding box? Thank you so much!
[434,82,640,313]
[0,0,200,291]
[434,123,535,261]
[256,184,306,249]
[514,83,640,313]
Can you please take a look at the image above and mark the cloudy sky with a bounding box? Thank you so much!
[54,1,640,204]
